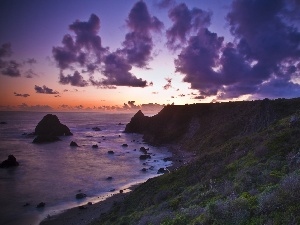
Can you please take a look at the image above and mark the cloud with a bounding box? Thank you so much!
[14,92,30,98]
[0,43,12,58]
[122,1,164,68]
[52,14,106,71]
[172,0,300,100]
[59,71,89,87]
[155,0,176,9]
[24,58,37,65]
[34,85,59,94]
[0,43,37,78]
[166,3,211,50]
[53,5,159,88]
[24,69,38,78]
[17,103,53,111]
[1,60,21,77]
[163,77,172,90]
[99,52,147,87]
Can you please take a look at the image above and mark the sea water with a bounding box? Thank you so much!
[0,111,172,225]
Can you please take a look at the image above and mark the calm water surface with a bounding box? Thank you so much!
[0,111,172,225]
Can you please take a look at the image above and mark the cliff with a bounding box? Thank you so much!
[125,98,300,148]
[95,98,300,225]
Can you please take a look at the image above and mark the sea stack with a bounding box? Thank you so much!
[33,114,72,143]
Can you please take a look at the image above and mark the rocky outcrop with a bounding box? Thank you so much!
[0,155,19,168]
[34,114,72,136]
[33,135,60,143]
[32,114,72,143]
[124,110,150,133]
[70,141,79,147]
[125,98,300,146]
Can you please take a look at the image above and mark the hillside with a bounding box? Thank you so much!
[92,98,300,225]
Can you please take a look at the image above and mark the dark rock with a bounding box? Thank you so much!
[36,202,46,208]
[70,141,79,147]
[92,127,101,131]
[122,144,128,147]
[106,176,113,180]
[118,123,123,125]
[88,202,93,205]
[76,193,87,199]
[141,168,147,172]
[34,114,73,136]
[0,155,19,168]
[110,188,115,192]
[125,110,149,133]
[33,135,60,143]
[119,190,123,193]
[108,150,114,154]
[163,157,172,162]
[78,205,87,209]
[157,168,166,174]
[92,144,98,148]
[0,121,7,124]
[140,147,149,154]
[139,155,151,160]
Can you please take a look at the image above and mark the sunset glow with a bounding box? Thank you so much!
[1,0,299,111]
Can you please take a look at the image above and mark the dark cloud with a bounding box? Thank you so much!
[100,52,147,87]
[166,3,211,50]
[0,43,12,58]
[34,85,59,94]
[14,92,30,98]
[24,69,38,78]
[172,0,300,99]
[1,60,21,77]
[53,4,159,88]
[155,0,176,9]
[122,1,164,68]
[163,77,172,90]
[52,14,106,71]
[59,71,89,87]
[24,58,37,65]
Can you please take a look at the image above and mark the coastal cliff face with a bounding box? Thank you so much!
[125,98,300,148]
[95,98,300,225]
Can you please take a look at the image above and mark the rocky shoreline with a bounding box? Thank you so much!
[39,144,195,225]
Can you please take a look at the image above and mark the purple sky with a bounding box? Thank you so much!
[0,0,299,111]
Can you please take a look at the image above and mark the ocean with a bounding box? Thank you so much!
[0,111,172,225]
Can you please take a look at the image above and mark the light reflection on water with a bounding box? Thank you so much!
[0,111,172,225]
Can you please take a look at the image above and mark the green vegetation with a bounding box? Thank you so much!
[91,99,300,225]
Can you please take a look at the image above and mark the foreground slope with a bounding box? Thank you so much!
[92,98,300,225]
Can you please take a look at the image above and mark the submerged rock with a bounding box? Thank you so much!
[122,144,128,147]
[157,168,167,174]
[139,155,151,160]
[0,155,19,168]
[92,144,98,148]
[106,176,113,180]
[92,127,101,131]
[108,150,114,154]
[70,141,79,147]
[76,193,87,199]
[36,202,46,208]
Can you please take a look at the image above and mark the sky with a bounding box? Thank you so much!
[0,0,300,112]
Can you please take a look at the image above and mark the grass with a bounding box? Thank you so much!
[91,99,300,225]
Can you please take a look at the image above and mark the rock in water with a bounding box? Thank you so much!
[0,155,19,168]
[76,193,87,199]
[34,114,73,136]
[70,141,79,147]
[33,135,61,143]
[139,155,151,160]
